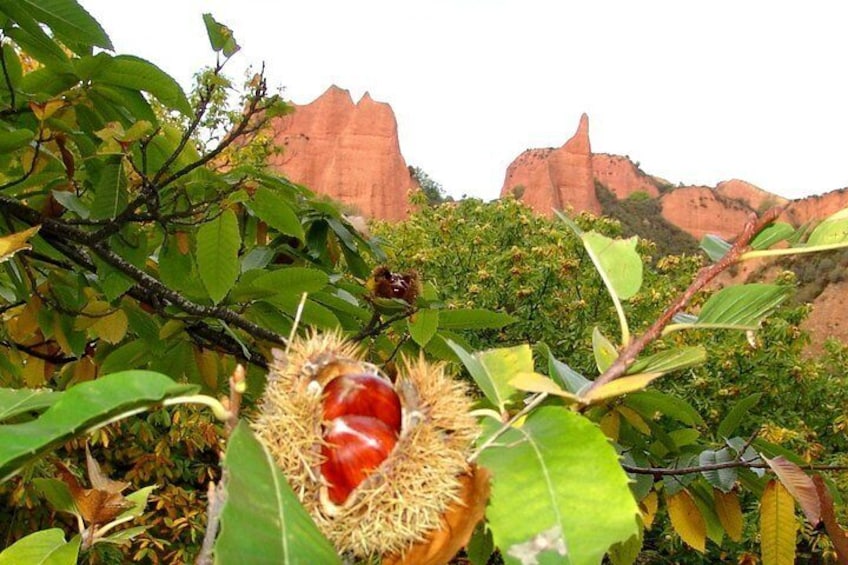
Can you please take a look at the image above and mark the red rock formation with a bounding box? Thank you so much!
[500,114,600,216]
[266,85,413,220]
[592,154,660,199]
[659,186,754,241]
[783,188,848,227]
[715,179,788,212]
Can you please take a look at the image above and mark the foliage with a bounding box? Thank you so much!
[409,165,448,205]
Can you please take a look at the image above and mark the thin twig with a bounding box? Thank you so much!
[195,480,227,565]
[622,460,848,477]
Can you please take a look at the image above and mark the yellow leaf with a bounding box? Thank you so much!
[22,355,45,387]
[195,348,219,391]
[581,373,664,403]
[760,480,797,565]
[51,318,73,355]
[90,310,128,344]
[508,372,579,401]
[71,357,97,385]
[764,455,821,525]
[29,99,65,121]
[640,491,658,528]
[0,225,40,263]
[599,410,620,441]
[714,489,744,542]
[666,490,706,552]
[617,405,651,435]
[7,300,39,341]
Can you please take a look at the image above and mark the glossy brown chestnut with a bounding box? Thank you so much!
[322,373,402,433]
[321,415,398,505]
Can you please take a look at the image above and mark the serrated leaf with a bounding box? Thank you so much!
[640,491,658,528]
[478,406,639,565]
[89,156,128,220]
[628,346,706,375]
[89,309,128,345]
[0,371,195,481]
[666,490,706,552]
[580,373,664,404]
[764,456,820,525]
[0,388,60,422]
[607,522,642,565]
[760,480,797,565]
[582,232,643,300]
[196,209,241,304]
[592,326,618,373]
[0,528,78,565]
[11,0,112,51]
[215,421,340,564]
[251,267,329,296]
[437,308,517,330]
[714,489,743,542]
[0,225,40,263]
[250,187,304,241]
[699,448,737,492]
[408,309,438,346]
[717,393,762,439]
[696,284,791,328]
[700,234,732,262]
[92,55,191,116]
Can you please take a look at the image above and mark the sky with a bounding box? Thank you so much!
[82,1,848,201]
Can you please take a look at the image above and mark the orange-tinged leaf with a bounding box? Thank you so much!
[508,372,579,401]
[760,480,797,565]
[70,357,97,384]
[55,453,132,526]
[176,231,190,255]
[90,310,128,344]
[666,490,706,552]
[29,99,65,121]
[86,444,129,493]
[617,405,651,435]
[764,456,821,525]
[813,475,848,562]
[599,410,620,441]
[640,491,658,528]
[0,226,40,263]
[714,488,744,542]
[582,373,664,403]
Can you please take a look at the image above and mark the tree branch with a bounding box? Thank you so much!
[621,460,848,477]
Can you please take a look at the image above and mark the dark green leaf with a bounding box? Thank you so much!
[0,128,35,154]
[408,309,438,346]
[251,267,328,297]
[197,210,241,304]
[0,371,195,481]
[624,390,704,427]
[89,156,128,220]
[215,421,340,564]
[250,187,304,241]
[693,284,791,329]
[751,222,794,250]
[92,55,191,116]
[12,0,112,51]
[717,393,762,439]
[538,342,592,394]
[699,448,737,492]
[0,388,61,422]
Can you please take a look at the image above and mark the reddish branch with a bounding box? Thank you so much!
[584,207,783,395]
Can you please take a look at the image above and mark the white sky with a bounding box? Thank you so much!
[82,1,848,201]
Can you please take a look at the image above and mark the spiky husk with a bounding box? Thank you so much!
[252,331,479,558]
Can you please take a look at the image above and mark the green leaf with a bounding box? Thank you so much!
[51,190,89,218]
[628,346,706,375]
[669,285,792,333]
[699,448,737,492]
[2,14,72,71]
[0,528,78,565]
[592,326,618,373]
[582,232,643,300]
[0,388,61,422]
[446,341,519,413]
[251,267,329,297]
[197,210,241,304]
[89,156,128,220]
[250,187,304,241]
[538,343,592,394]
[624,390,704,427]
[476,344,531,406]
[717,393,762,439]
[202,13,240,57]
[0,371,196,481]
[437,308,517,330]
[33,478,77,516]
[92,55,191,116]
[0,128,35,153]
[751,223,794,250]
[215,421,340,565]
[408,309,439,347]
[700,235,732,262]
[11,0,112,51]
[807,208,848,246]
[479,407,639,565]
